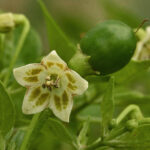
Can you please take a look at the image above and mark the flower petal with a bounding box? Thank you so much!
[13,63,47,87]
[22,86,50,114]
[41,50,67,70]
[65,70,88,95]
[49,90,73,122]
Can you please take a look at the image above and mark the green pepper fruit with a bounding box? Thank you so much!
[80,20,137,75]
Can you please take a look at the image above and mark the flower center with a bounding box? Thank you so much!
[42,74,60,91]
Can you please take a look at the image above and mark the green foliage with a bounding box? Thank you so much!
[0,81,15,137]
[38,0,76,62]
[14,26,42,65]
[43,118,75,145]
[114,60,150,84]
[99,0,141,28]
[77,120,90,148]
[110,125,150,150]
[101,77,114,136]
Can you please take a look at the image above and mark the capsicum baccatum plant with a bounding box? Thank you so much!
[13,50,88,122]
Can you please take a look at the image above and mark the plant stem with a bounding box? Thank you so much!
[4,14,30,86]
[20,113,40,150]
[116,104,143,125]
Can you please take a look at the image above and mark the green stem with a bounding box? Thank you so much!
[20,113,40,150]
[139,118,150,125]
[116,104,143,125]
[4,14,30,86]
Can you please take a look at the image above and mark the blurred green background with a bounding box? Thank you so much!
[0,0,149,50]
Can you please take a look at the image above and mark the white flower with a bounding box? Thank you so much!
[133,27,150,61]
[13,50,88,122]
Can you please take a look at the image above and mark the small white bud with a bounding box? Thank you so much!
[0,13,15,33]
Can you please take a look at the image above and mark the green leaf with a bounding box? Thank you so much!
[1,26,42,69]
[0,80,15,136]
[10,87,31,127]
[96,147,114,150]
[101,77,114,136]
[14,26,42,65]
[99,0,141,28]
[38,0,76,62]
[109,125,150,150]
[77,120,90,147]
[114,60,150,84]
[43,118,75,145]
[7,129,25,150]
[0,133,5,150]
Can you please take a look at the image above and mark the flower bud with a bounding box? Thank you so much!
[0,13,15,33]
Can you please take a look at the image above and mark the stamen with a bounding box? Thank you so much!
[46,76,51,81]
[42,74,60,90]
[46,81,51,86]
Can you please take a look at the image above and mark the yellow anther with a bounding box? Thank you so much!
[46,76,51,81]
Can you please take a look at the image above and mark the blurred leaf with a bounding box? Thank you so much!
[0,80,15,136]
[99,0,141,28]
[96,147,114,150]
[101,77,114,136]
[2,26,42,69]
[44,118,75,145]
[109,125,150,150]
[77,120,90,147]
[38,0,76,62]
[0,34,5,69]
[28,110,51,149]
[10,86,31,127]
[14,26,42,65]
[56,14,91,42]
[114,60,150,84]
[0,133,5,150]
[7,129,25,150]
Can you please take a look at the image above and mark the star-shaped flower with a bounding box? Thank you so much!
[13,50,88,122]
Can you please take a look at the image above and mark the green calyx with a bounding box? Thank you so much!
[80,20,137,75]
[68,48,100,77]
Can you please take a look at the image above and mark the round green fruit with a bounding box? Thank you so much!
[80,20,136,75]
